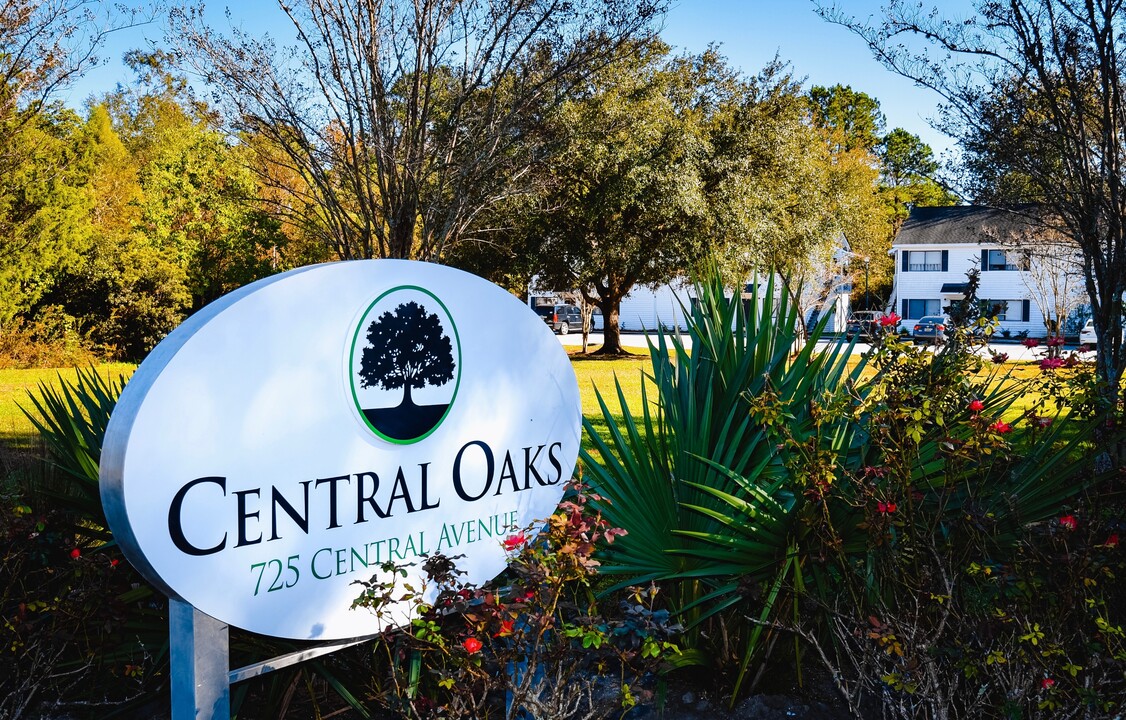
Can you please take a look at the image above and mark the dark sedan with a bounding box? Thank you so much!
[912,315,948,344]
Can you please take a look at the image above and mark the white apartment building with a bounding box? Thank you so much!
[890,205,1074,335]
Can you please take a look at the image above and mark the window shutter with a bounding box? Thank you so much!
[980,249,989,270]
[941,250,949,271]
[901,299,909,318]
[901,251,909,272]
[1022,300,1031,322]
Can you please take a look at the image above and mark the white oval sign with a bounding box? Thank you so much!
[100,260,580,640]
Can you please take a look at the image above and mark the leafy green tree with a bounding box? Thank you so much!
[878,127,957,232]
[808,83,885,152]
[820,0,1126,399]
[805,83,955,310]
[107,52,286,311]
[0,105,94,326]
[169,0,664,262]
[521,40,716,354]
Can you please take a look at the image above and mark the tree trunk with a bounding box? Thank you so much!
[594,298,625,355]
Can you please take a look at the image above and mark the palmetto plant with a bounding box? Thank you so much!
[581,270,869,674]
[20,366,127,541]
[581,267,1108,703]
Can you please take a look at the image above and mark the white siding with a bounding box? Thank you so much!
[617,282,693,332]
[892,245,1045,334]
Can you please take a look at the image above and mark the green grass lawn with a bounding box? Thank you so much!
[0,352,1083,460]
[0,365,134,454]
[568,349,652,456]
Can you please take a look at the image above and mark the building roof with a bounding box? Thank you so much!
[894,205,1041,246]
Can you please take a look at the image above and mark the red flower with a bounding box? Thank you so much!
[1021,337,1041,348]
[1105,533,1119,548]
[990,420,1012,434]
[502,532,527,552]
[990,352,1009,364]
[69,548,81,559]
[968,399,985,413]
[1078,344,1092,353]
[1059,515,1078,531]
[494,620,515,637]
[1031,416,1053,429]
[1041,677,1056,690]
[877,313,900,327]
[462,637,483,654]
[110,558,120,568]
[1039,357,1064,370]
[1047,336,1065,347]
[877,501,897,514]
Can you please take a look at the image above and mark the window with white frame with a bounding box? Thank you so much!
[907,250,943,271]
[980,299,1030,322]
[904,299,942,319]
[980,300,1010,320]
[983,249,1025,271]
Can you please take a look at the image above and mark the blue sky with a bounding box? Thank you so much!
[65,0,968,156]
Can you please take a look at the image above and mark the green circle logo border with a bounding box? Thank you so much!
[348,285,462,445]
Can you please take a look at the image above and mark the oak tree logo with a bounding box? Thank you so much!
[349,287,460,443]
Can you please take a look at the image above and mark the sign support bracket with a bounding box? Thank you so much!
[170,598,377,718]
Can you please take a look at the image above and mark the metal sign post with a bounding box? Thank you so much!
[169,598,377,718]
[170,599,230,720]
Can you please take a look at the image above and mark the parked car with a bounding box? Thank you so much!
[912,315,949,344]
[1080,318,1096,347]
[845,311,882,341]
[1079,317,1126,347]
[533,304,583,335]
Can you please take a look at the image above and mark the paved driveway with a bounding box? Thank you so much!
[560,330,1091,363]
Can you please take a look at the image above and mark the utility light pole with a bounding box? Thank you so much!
[863,256,870,310]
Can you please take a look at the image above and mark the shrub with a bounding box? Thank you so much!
[0,312,99,370]
[351,484,681,720]
[581,264,1122,715]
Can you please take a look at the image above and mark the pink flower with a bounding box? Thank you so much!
[1041,677,1056,690]
[462,637,483,654]
[69,548,81,559]
[990,352,1009,364]
[1039,357,1064,370]
[1059,515,1077,531]
[503,532,527,552]
[1022,338,1041,348]
[990,420,1012,434]
[968,399,985,413]
[1047,336,1065,347]
[1031,416,1053,429]
[877,313,900,327]
[877,502,897,514]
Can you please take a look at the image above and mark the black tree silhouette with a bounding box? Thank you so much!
[358,301,455,408]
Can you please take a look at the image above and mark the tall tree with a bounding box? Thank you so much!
[0,105,94,325]
[819,0,1126,397]
[169,0,664,262]
[518,40,717,354]
[0,1,140,127]
[808,83,885,153]
[878,127,956,232]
